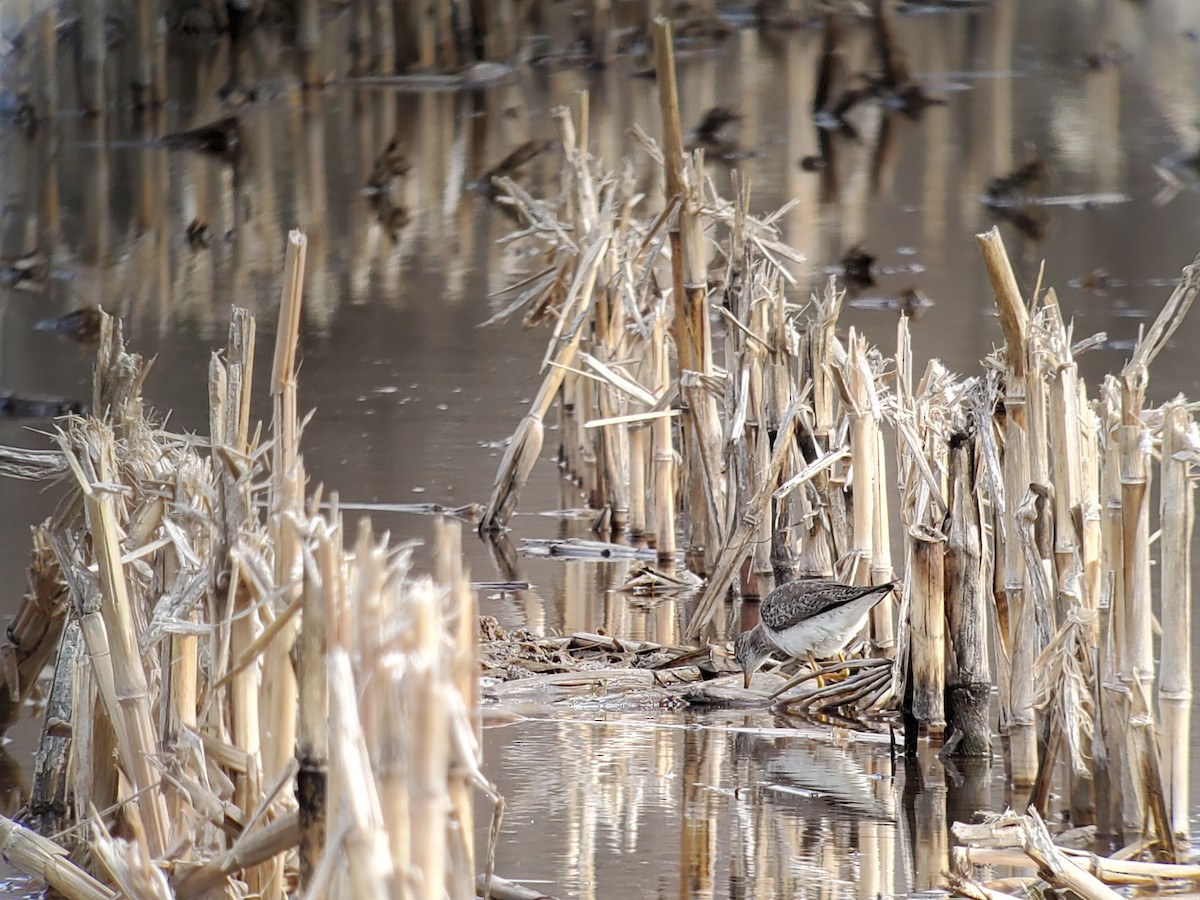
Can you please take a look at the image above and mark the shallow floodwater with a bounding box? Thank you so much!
[2,0,1200,895]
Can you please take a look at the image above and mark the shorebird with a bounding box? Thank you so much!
[734,579,897,689]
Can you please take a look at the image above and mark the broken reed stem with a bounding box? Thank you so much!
[653,17,723,566]
[764,270,797,580]
[163,553,196,806]
[597,363,631,532]
[893,326,951,738]
[451,575,481,888]
[479,235,611,532]
[651,18,684,229]
[1102,256,1200,840]
[214,310,267,894]
[1075,388,1103,821]
[273,230,306,473]
[723,205,771,580]
[26,619,79,838]
[944,428,990,756]
[555,102,621,525]
[0,526,67,731]
[846,331,877,589]
[409,580,450,900]
[1117,377,1152,689]
[909,528,946,733]
[264,232,306,854]
[1080,388,1102,616]
[318,510,468,900]
[64,537,121,832]
[1096,387,1128,836]
[1159,402,1193,845]
[296,522,330,889]
[976,226,1038,787]
[250,231,305,895]
[1021,809,1125,900]
[1006,473,1036,783]
[594,265,632,533]
[844,329,893,651]
[1044,293,1085,597]
[686,402,801,640]
[651,312,676,560]
[952,841,1200,885]
[1117,372,1157,834]
[1042,292,1097,821]
[574,369,598,505]
[83,435,170,857]
[558,373,579,483]
[436,518,479,897]
[361,549,411,883]
[327,648,392,899]
[805,283,850,573]
[0,814,113,900]
[628,424,647,536]
[871,427,897,654]
[1026,346,1057,658]
[174,812,302,898]
[683,161,725,565]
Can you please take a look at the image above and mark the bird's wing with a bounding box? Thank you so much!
[760,580,894,632]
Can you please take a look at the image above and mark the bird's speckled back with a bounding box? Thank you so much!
[759,580,896,632]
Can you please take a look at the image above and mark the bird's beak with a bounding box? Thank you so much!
[743,669,752,690]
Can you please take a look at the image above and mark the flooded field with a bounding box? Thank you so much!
[2,0,1200,895]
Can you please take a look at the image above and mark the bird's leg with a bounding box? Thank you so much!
[833,649,851,680]
[811,651,853,688]
[807,651,824,689]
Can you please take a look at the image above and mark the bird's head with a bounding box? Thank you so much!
[734,628,773,690]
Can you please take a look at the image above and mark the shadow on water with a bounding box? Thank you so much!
[2,0,1200,895]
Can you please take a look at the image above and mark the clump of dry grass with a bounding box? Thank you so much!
[0,231,489,899]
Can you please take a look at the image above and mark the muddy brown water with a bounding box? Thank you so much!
[2,0,1200,895]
